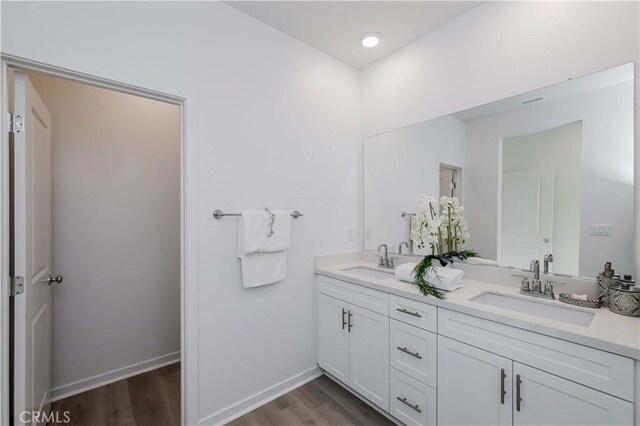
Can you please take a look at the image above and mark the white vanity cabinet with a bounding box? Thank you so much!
[438,336,512,426]
[318,293,350,383]
[349,304,390,410]
[438,334,634,426]
[317,274,637,426]
[317,281,390,411]
[513,363,634,426]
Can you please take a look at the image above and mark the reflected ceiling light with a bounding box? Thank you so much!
[361,32,382,48]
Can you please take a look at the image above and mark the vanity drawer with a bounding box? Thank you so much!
[438,309,635,401]
[317,276,388,315]
[390,367,436,426]
[390,319,437,387]
[389,295,437,332]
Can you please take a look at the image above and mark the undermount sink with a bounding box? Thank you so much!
[342,267,394,280]
[471,292,595,327]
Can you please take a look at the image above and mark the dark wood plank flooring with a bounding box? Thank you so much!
[50,362,180,426]
[51,368,392,426]
[229,375,393,426]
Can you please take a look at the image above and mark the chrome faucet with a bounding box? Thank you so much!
[398,242,409,255]
[530,260,542,293]
[377,244,396,269]
[544,254,553,275]
[530,259,540,280]
[512,259,563,300]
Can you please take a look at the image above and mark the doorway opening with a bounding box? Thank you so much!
[5,65,183,425]
[499,122,582,274]
[439,164,462,200]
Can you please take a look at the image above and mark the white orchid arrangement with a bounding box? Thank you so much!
[414,195,470,254]
[412,195,479,299]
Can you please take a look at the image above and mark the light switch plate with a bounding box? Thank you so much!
[590,224,613,236]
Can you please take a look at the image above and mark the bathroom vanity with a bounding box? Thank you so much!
[315,253,640,426]
[320,61,640,425]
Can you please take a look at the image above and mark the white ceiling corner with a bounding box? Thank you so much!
[225,1,481,69]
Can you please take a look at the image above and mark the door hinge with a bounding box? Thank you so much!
[7,112,23,134]
[10,276,24,296]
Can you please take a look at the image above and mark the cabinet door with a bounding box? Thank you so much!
[438,336,512,426]
[349,304,390,411]
[318,294,350,384]
[513,363,633,426]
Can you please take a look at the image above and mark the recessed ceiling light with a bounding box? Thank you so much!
[361,32,382,48]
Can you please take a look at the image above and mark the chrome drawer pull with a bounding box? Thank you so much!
[500,368,506,404]
[397,396,422,413]
[516,374,522,412]
[396,308,421,318]
[397,346,422,359]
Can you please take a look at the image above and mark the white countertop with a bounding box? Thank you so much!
[316,259,640,360]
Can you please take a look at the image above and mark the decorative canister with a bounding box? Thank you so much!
[597,262,617,307]
[608,275,640,317]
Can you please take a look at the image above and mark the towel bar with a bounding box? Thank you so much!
[213,209,303,220]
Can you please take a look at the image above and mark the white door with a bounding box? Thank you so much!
[513,363,633,426]
[438,336,512,426]
[317,294,350,384]
[501,170,554,269]
[348,304,389,411]
[12,71,53,425]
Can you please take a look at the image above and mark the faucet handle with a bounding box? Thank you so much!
[512,274,530,291]
[378,256,385,267]
[388,256,399,268]
[543,280,565,298]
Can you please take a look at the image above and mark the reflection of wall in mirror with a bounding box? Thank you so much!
[465,80,634,277]
[363,116,465,254]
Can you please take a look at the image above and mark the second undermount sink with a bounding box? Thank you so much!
[471,292,595,327]
[342,267,394,280]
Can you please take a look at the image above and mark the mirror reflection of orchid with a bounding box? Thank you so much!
[412,195,479,299]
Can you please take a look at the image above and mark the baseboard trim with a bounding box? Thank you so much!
[50,351,181,402]
[199,365,322,425]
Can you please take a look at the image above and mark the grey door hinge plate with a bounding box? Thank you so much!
[8,112,23,134]
[10,276,24,296]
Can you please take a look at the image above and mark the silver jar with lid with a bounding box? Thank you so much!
[597,262,617,307]
[608,275,640,317]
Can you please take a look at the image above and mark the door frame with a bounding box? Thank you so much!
[0,54,189,425]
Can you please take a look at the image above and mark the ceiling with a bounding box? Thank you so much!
[225,1,481,69]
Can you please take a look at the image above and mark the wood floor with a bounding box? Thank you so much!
[51,368,392,426]
[229,375,394,426]
[50,363,180,426]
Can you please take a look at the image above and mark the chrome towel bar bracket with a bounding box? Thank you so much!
[213,209,304,220]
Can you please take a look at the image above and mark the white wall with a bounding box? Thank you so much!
[361,0,639,278]
[26,72,181,396]
[502,122,583,276]
[363,116,465,254]
[361,1,639,138]
[466,81,635,278]
[1,2,361,424]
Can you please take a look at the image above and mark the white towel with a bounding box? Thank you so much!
[241,210,291,254]
[395,262,464,292]
[409,215,419,243]
[237,217,287,288]
[464,257,498,266]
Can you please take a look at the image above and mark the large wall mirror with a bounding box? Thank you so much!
[364,62,635,279]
